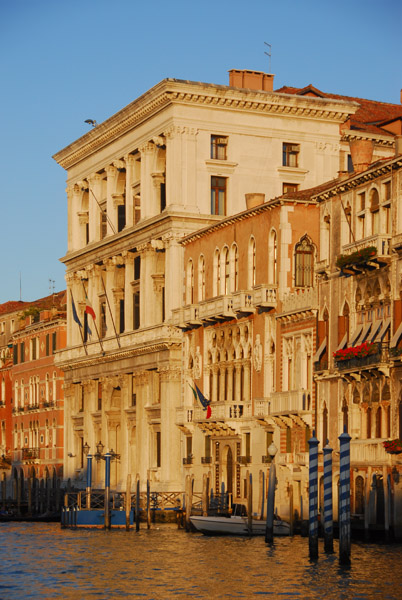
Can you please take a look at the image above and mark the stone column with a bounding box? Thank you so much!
[226,365,234,402]
[139,142,157,219]
[243,362,251,403]
[125,155,136,227]
[219,366,226,402]
[88,173,103,242]
[137,242,163,328]
[163,232,183,322]
[123,251,134,332]
[211,366,219,403]
[105,165,117,235]
[165,126,198,211]
[160,367,182,490]
[235,364,242,403]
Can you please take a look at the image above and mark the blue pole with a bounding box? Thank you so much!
[338,429,351,565]
[265,461,276,543]
[86,454,92,510]
[323,442,333,553]
[104,453,111,529]
[308,432,319,559]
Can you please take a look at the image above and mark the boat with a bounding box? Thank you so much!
[189,514,290,536]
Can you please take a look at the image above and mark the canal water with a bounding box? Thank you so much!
[1,523,402,600]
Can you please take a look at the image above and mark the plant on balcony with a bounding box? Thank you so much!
[336,246,377,271]
[383,439,402,454]
[333,341,375,362]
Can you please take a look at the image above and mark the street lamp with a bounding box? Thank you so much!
[88,441,120,529]
[265,440,278,543]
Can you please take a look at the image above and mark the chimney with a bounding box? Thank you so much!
[349,139,374,173]
[245,193,265,209]
[229,69,274,92]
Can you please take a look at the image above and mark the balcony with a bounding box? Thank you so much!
[198,296,236,322]
[22,447,40,461]
[280,287,317,315]
[254,390,313,427]
[335,342,388,372]
[176,407,194,426]
[201,456,213,464]
[239,456,251,465]
[183,456,193,465]
[193,401,252,422]
[314,358,328,372]
[339,234,391,276]
[350,439,390,464]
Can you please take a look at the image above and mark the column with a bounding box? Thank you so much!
[219,366,226,402]
[243,362,251,403]
[125,155,136,227]
[162,232,183,321]
[226,365,234,402]
[235,364,241,404]
[139,142,157,219]
[105,165,117,235]
[164,126,198,211]
[88,173,103,242]
[123,251,134,332]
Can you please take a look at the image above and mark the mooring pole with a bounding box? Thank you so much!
[136,477,140,531]
[260,471,265,520]
[86,454,92,510]
[323,442,333,553]
[247,472,253,535]
[308,432,319,560]
[125,474,132,531]
[147,479,151,529]
[265,459,276,543]
[104,453,111,529]
[338,429,351,565]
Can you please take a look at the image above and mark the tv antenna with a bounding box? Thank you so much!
[264,42,272,73]
[49,278,55,295]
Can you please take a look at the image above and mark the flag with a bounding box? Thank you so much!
[71,293,82,327]
[189,383,211,419]
[85,298,96,320]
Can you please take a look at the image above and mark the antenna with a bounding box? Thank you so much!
[49,278,55,301]
[264,42,272,73]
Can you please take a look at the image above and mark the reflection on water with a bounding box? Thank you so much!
[0,522,401,599]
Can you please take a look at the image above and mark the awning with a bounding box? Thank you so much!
[336,333,348,351]
[349,325,363,346]
[355,323,371,345]
[375,318,391,342]
[313,336,327,362]
[390,321,402,348]
[367,320,382,342]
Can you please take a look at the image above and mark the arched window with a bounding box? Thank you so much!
[222,246,230,294]
[186,259,194,305]
[213,249,220,297]
[295,236,314,287]
[268,229,277,285]
[198,255,205,302]
[230,243,238,292]
[375,406,382,438]
[14,381,18,409]
[52,372,57,403]
[45,374,50,403]
[248,237,256,288]
[367,407,372,439]
[370,188,379,235]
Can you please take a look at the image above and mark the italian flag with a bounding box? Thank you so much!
[85,299,96,320]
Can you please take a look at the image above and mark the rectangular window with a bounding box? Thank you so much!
[383,181,391,201]
[282,143,299,167]
[282,182,299,194]
[31,339,36,361]
[133,291,140,330]
[245,432,251,458]
[205,435,211,458]
[134,256,141,281]
[211,135,228,160]
[100,301,107,338]
[358,192,366,210]
[211,176,226,215]
[286,427,292,453]
[13,344,18,365]
[160,182,166,212]
[52,332,57,353]
[100,209,107,239]
[45,334,50,356]
[156,431,161,468]
[117,204,126,232]
[186,436,193,458]
[20,342,25,363]
[119,299,125,334]
[347,154,353,173]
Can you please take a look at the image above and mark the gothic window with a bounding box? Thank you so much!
[367,407,372,439]
[375,406,382,438]
[213,249,220,297]
[230,243,238,292]
[222,247,230,295]
[370,189,380,235]
[248,236,256,288]
[198,255,206,302]
[268,229,277,285]
[186,259,194,305]
[295,236,314,287]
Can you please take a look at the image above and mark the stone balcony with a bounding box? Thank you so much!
[341,233,391,262]
[171,285,277,329]
[176,401,252,425]
[255,389,313,427]
[350,439,393,465]
[279,287,317,315]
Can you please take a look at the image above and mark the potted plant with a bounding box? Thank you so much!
[383,439,402,454]
[336,246,377,273]
[333,341,376,362]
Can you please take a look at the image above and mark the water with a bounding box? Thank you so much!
[1,523,402,600]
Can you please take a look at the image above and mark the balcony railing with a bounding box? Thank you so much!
[239,456,252,465]
[183,456,193,465]
[314,359,328,372]
[22,447,40,460]
[201,456,212,464]
[350,439,389,464]
[192,401,252,422]
[335,342,388,371]
[268,389,312,414]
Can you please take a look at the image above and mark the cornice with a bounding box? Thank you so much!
[53,78,358,171]
[341,129,394,147]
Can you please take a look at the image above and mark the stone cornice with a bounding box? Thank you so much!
[341,129,394,147]
[53,78,359,171]
[313,156,402,202]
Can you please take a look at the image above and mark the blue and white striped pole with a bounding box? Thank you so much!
[86,454,93,510]
[104,452,111,529]
[338,428,351,564]
[308,432,319,559]
[323,442,333,553]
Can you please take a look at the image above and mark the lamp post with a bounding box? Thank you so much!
[90,441,120,529]
[83,442,92,510]
[265,441,277,543]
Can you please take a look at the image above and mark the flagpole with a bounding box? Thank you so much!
[80,280,104,354]
[100,271,121,348]
[69,289,88,356]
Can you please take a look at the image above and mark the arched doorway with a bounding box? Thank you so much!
[354,475,365,515]
[223,445,234,495]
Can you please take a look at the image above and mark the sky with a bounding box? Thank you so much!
[0,0,401,304]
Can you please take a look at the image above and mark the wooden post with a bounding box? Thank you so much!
[383,466,389,541]
[185,475,191,531]
[125,474,131,531]
[104,453,111,530]
[265,462,276,543]
[146,479,151,529]
[257,470,263,520]
[135,476,140,531]
[46,475,51,513]
[27,477,32,516]
[1,473,6,511]
[289,482,294,537]
[247,472,253,535]
[323,443,334,553]
[308,433,319,560]
[16,475,21,516]
[202,473,208,516]
[364,466,372,541]
[260,471,265,520]
[338,430,351,565]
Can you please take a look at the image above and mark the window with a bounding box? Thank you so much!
[268,229,277,285]
[230,244,238,292]
[211,177,226,215]
[198,255,205,302]
[223,247,230,294]
[100,301,107,338]
[347,154,353,173]
[213,249,220,297]
[117,204,126,232]
[156,431,161,468]
[282,183,299,194]
[20,342,25,363]
[52,332,57,353]
[211,135,228,160]
[133,292,140,330]
[45,334,50,356]
[13,344,18,365]
[370,189,379,235]
[295,236,314,287]
[282,143,299,167]
[119,299,125,334]
[248,237,256,288]
[186,259,194,304]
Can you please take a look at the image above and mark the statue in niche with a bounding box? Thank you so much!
[253,334,262,372]
[194,346,202,380]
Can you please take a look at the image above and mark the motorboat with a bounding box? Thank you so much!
[189,514,290,536]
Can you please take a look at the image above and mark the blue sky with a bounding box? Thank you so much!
[0,0,401,303]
